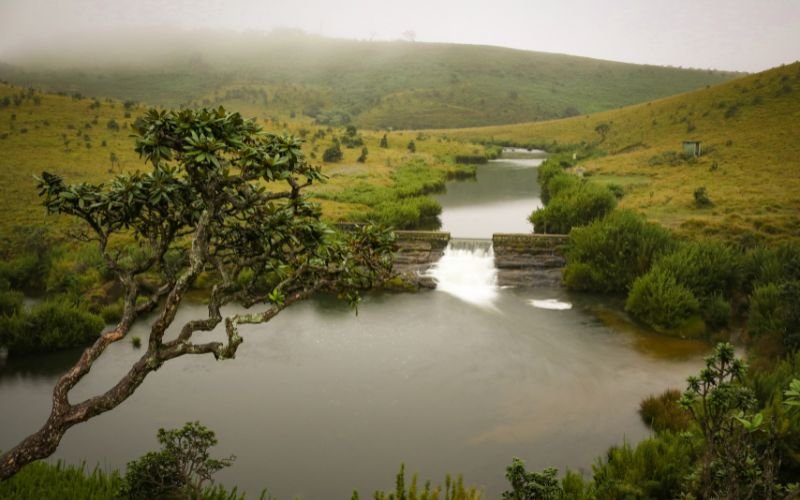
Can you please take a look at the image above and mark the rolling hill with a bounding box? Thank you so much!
[0,83,481,245]
[0,29,739,130]
[444,62,800,243]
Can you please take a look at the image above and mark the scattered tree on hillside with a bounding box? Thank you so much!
[323,140,344,162]
[357,147,368,163]
[108,152,118,172]
[379,134,388,148]
[407,140,416,153]
[0,107,395,480]
[594,123,610,143]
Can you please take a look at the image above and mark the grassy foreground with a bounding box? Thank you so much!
[444,62,800,243]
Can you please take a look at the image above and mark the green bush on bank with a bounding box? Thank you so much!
[530,180,617,235]
[625,267,704,335]
[654,240,743,302]
[0,298,105,356]
[563,210,675,293]
[627,240,743,331]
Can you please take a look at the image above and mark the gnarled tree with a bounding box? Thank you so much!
[0,107,395,480]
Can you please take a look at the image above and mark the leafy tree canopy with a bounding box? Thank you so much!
[0,107,395,480]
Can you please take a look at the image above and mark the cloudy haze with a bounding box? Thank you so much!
[0,0,797,72]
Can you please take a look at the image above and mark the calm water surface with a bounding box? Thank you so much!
[0,150,707,499]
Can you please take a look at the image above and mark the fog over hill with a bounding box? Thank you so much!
[0,29,741,129]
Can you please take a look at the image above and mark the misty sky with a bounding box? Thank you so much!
[0,0,797,72]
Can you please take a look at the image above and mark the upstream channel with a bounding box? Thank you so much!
[0,149,708,498]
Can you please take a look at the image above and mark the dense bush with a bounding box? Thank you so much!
[748,280,800,349]
[639,389,692,432]
[590,433,697,499]
[0,279,24,316]
[625,267,702,334]
[119,422,236,500]
[564,210,675,293]
[0,253,49,293]
[654,240,742,301]
[322,142,343,162]
[536,158,571,204]
[0,299,105,355]
[530,181,617,234]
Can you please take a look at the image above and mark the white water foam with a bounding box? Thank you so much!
[529,299,573,310]
[426,239,498,307]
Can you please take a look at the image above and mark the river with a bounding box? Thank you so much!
[0,149,707,498]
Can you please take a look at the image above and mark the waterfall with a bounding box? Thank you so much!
[426,239,498,307]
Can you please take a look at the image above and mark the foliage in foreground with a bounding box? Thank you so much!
[0,106,395,480]
[360,464,482,500]
[0,295,105,355]
[0,461,122,500]
[119,421,236,500]
[508,344,800,499]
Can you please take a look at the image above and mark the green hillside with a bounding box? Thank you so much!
[0,83,481,244]
[445,62,800,243]
[0,30,739,130]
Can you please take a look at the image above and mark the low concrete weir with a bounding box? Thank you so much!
[393,230,568,288]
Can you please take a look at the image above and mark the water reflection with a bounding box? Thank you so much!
[435,151,544,238]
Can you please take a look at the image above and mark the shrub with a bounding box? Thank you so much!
[703,293,733,329]
[626,268,701,334]
[0,281,24,316]
[0,253,49,293]
[119,422,235,500]
[530,182,617,234]
[536,159,569,204]
[606,183,625,199]
[744,243,800,291]
[591,433,696,499]
[501,458,562,499]
[693,186,713,207]
[99,301,124,323]
[562,262,603,291]
[0,299,104,355]
[565,210,675,293]
[639,389,691,432]
[322,142,343,162]
[654,240,742,302]
[748,281,800,349]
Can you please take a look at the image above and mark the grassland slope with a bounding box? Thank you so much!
[445,62,800,243]
[0,84,479,244]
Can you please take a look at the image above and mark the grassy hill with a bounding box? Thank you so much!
[0,83,481,246]
[444,62,800,243]
[0,30,739,130]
